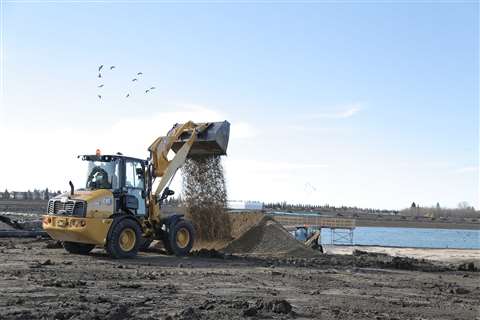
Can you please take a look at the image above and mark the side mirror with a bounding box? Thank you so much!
[166,189,175,196]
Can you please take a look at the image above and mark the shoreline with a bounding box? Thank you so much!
[326,245,480,263]
[265,210,480,230]
[1,203,479,231]
[329,243,480,250]
[355,219,480,230]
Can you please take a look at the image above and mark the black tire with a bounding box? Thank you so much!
[168,220,195,256]
[106,218,141,259]
[63,241,95,255]
[162,238,174,255]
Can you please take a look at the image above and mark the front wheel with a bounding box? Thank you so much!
[63,241,95,255]
[106,218,141,259]
[168,220,195,256]
[162,238,174,255]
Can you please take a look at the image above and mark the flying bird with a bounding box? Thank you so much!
[126,93,130,98]
[304,182,317,193]
[132,78,138,82]
[137,72,143,75]
[110,66,115,70]
[98,73,102,78]
[98,65,103,72]
[149,86,156,90]
[98,84,104,88]
[145,89,150,93]
[97,94,102,99]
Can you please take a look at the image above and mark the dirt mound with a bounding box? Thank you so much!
[0,221,15,230]
[229,212,264,239]
[0,215,22,230]
[222,215,320,258]
[183,156,231,241]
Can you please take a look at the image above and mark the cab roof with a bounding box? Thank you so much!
[80,154,147,164]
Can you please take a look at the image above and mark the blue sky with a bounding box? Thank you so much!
[0,1,478,209]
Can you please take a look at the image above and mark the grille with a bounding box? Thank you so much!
[47,199,86,217]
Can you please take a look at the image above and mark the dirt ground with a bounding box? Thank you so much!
[0,238,478,320]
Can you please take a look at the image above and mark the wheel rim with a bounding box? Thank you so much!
[176,227,190,249]
[119,228,136,252]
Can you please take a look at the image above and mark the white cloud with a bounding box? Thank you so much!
[454,166,479,174]
[306,104,362,119]
[0,104,235,192]
[103,104,226,158]
[1,101,477,209]
[231,122,256,139]
[286,125,347,134]
[222,157,329,203]
[225,159,328,172]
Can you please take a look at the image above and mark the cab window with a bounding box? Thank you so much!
[134,162,144,189]
[125,160,144,189]
[85,159,119,190]
[125,161,135,188]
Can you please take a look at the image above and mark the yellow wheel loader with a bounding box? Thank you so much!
[42,121,230,259]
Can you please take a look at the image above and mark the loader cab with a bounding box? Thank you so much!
[81,154,148,216]
[84,155,120,190]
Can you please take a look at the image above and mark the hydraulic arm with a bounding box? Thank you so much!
[146,121,230,230]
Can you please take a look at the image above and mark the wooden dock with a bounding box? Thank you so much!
[272,214,356,230]
[272,214,356,244]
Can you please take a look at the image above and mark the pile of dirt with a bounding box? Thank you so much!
[0,221,15,231]
[0,215,22,230]
[222,215,320,258]
[0,213,43,231]
[182,156,231,241]
[350,249,453,272]
[229,212,264,239]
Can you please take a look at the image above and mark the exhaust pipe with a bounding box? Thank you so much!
[69,181,74,196]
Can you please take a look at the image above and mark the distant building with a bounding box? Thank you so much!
[228,200,263,210]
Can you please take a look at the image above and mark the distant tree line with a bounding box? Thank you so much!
[262,201,400,215]
[4,188,476,219]
[0,188,63,201]
[262,201,478,219]
[402,201,478,219]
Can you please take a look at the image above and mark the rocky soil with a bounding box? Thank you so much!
[0,238,478,320]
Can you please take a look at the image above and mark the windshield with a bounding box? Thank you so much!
[85,160,119,190]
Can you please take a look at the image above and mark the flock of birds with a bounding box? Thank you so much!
[96,64,156,99]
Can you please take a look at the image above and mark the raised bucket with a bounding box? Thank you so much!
[172,121,230,156]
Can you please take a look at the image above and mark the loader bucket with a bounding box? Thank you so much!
[172,121,230,156]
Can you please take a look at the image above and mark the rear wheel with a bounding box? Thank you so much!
[106,219,141,259]
[168,220,195,256]
[63,241,95,255]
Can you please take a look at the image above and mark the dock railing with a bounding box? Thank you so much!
[272,214,356,230]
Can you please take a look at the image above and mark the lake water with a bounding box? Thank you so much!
[320,226,480,249]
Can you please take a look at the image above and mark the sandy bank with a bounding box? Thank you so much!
[327,245,480,263]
